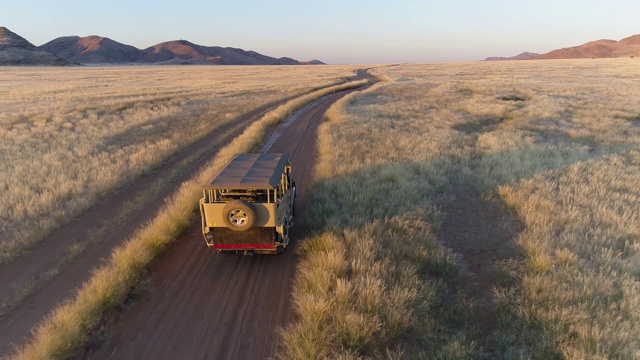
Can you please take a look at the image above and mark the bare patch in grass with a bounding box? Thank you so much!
[458,88,476,96]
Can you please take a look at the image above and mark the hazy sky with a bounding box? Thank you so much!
[2,0,639,63]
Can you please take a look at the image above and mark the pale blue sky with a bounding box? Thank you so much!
[2,0,639,63]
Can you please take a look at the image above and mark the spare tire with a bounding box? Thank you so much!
[222,200,256,231]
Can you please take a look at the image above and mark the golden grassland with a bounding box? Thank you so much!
[278,59,640,358]
[11,76,369,360]
[8,59,640,359]
[0,65,359,264]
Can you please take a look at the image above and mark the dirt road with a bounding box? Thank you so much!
[0,72,369,358]
[91,83,371,359]
[0,102,289,357]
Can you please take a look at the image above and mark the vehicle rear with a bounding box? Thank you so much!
[199,153,295,255]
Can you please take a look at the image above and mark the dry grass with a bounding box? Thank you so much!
[497,150,640,359]
[279,59,640,359]
[9,77,369,360]
[0,65,359,264]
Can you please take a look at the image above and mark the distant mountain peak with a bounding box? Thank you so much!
[618,34,640,46]
[0,26,73,65]
[0,26,36,50]
[139,40,306,65]
[40,35,142,63]
[534,35,640,60]
[484,52,540,61]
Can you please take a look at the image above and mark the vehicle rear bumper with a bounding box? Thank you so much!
[205,227,280,253]
[212,243,275,250]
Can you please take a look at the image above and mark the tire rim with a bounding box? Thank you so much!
[228,209,248,226]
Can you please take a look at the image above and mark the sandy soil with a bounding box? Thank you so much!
[89,88,368,359]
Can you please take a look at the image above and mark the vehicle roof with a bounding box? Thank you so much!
[204,153,290,190]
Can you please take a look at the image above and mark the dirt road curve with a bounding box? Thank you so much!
[0,71,370,358]
[0,102,291,357]
[91,81,371,359]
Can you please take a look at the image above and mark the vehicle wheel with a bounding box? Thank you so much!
[222,200,256,231]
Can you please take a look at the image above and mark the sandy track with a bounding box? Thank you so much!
[0,94,307,357]
[92,84,370,359]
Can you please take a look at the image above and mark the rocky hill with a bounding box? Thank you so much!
[0,27,72,65]
[534,35,640,59]
[40,35,142,63]
[139,40,301,65]
[485,34,640,61]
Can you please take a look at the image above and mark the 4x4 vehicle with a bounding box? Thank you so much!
[199,153,296,254]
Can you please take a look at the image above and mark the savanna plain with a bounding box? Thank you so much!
[3,59,640,359]
[0,65,358,264]
[0,65,363,358]
[280,59,640,359]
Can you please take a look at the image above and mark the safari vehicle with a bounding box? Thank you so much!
[199,153,296,254]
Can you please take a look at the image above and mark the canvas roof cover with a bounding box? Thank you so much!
[204,153,290,190]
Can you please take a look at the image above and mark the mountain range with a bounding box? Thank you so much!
[3,26,639,66]
[0,26,324,66]
[485,34,640,61]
